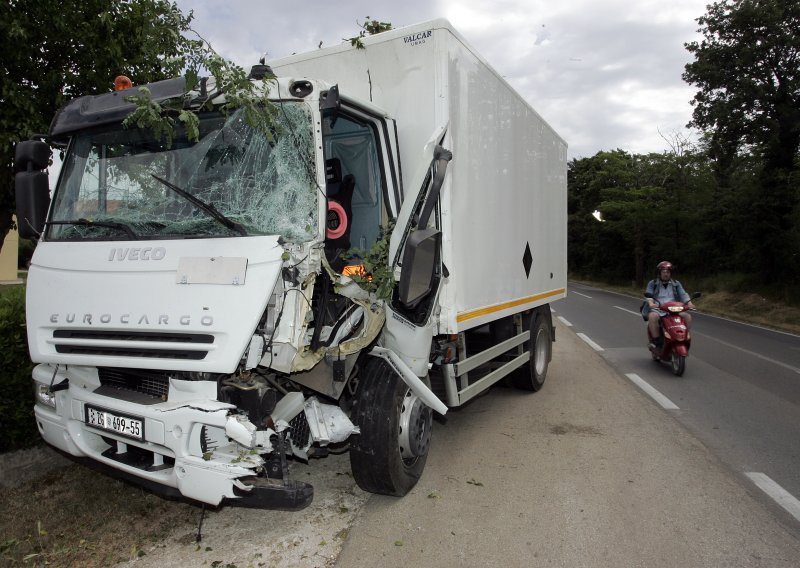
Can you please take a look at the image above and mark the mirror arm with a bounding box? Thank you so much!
[416,145,452,229]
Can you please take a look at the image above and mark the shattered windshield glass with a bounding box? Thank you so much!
[47,103,319,241]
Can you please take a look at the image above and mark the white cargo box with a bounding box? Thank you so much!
[272,19,567,333]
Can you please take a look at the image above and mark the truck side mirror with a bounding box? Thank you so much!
[15,140,52,239]
[398,227,441,309]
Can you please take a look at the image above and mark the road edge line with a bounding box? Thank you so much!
[577,333,604,351]
[744,472,800,523]
[624,373,680,410]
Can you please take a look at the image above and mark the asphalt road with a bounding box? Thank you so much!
[337,320,800,567]
[553,282,800,527]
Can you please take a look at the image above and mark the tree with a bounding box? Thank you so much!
[568,149,714,285]
[683,0,800,281]
[568,150,656,283]
[0,0,197,251]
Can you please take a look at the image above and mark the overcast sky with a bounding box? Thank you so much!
[174,0,709,160]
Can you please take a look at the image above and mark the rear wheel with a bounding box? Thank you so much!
[349,358,433,496]
[511,311,552,391]
[671,353,685,376]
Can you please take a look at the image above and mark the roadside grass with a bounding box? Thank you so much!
[0,285,22,299]
[571,278,800,336]
[0,464,198,566]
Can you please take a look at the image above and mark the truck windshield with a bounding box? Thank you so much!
[47,103,318,242]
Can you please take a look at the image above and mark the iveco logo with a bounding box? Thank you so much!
[108,247,166,261]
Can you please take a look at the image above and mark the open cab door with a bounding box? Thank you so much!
[389,128,452,325]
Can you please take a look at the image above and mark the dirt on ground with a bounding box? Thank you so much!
[698,290,800,335]
[0,448,368,567]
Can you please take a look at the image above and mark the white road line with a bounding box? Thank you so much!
[624,373,679,410]
[695,333,800,375]
[614,305,642,316]
[572,291,592,299]
[577,333,604,352]
[557,316,573,327]
[745,472,800,522]
[695,311,800,338]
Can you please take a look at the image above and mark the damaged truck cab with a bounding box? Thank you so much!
[15,20,567,510]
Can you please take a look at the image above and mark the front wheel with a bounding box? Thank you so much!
[349,358,433,496]
[671,353,686,376]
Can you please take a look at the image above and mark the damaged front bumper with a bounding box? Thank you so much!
[31,364,358,510]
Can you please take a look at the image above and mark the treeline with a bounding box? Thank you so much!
[567,143,799,302]
[569,0,799,303]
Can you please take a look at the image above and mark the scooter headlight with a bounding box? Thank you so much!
[667,306,683,313]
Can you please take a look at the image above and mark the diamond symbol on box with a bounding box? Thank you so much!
[522,242,533,279]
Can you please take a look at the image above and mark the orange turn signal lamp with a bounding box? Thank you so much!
[341,264,372,281]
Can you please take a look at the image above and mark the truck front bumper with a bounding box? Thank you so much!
[32,365,313,510]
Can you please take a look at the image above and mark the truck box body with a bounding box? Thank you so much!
[272,19,568,332]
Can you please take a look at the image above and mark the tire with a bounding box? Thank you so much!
[671,353,686,376]
[349,358,433,496]
[511,311,552,391]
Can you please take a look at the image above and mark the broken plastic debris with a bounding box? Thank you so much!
[224,414,257,448]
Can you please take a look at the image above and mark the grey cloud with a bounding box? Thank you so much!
[176,0,706,158]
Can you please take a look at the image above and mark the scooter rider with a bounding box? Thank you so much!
[642,261,696,346]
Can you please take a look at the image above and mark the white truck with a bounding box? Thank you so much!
[15,19,566,510]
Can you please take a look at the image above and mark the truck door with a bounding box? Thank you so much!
[320,97,402,256]
[388,130,452,326]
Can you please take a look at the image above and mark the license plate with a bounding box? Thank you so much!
[85,405,144,441]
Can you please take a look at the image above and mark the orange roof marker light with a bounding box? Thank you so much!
[114,75,133,91]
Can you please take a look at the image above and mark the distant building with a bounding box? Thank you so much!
[0,217,22,283]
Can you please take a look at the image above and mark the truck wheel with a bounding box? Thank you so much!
[511,312,551,391]
[349,358,432,496]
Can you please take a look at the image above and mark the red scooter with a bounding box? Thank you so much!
[644,292,701,376]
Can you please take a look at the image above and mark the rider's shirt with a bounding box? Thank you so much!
[650,279,689,304]
[643,278,690,316]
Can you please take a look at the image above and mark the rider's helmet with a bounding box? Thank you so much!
[656,260,674,275]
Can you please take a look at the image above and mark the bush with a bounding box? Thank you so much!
[0,286,38,453]
[18,238,35,269]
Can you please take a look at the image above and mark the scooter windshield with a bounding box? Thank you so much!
[47,103,318,242]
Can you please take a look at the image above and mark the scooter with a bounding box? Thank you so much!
[644,292,701,376]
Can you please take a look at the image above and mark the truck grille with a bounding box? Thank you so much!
[98,367,171,400]
[52,330,213,360]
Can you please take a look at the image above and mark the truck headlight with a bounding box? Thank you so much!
[33,381,56,409]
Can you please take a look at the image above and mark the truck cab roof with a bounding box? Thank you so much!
[48,74,329,141]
